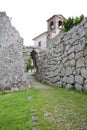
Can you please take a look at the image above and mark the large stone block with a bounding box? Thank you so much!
[68,52,75,60]
[75,51,83,59]
[75,44,83,53]
[69,59,76,67]
[68,75,75,84]
[65,67,72,76]
[84,50,87,57]
[75,75,83,84]
[65,84,74,89]
[83,84,87,92]
[65,44,70,51]
[76,58,85,68]
[81,68,87,78]
[75,83,83,91]
[67,46,75,54]
[61,67,65,76]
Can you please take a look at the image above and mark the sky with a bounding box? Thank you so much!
[0,0,87,46]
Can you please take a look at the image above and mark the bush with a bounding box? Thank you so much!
[63,14,84,32]
[63,17,74,31]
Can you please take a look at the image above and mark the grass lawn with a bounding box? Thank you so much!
[0,87,87,130]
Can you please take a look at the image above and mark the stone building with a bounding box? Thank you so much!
[33,15,64,50]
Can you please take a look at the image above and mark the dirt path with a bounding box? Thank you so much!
[27,72,49,89]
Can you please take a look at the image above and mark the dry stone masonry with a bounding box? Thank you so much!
[0,12,28,91]
[36,18,87,92]
[23,46,42,71]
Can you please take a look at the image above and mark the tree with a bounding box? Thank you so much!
[79,14,84,23]
[74,16,80,26]
[63,14,85,32]
[26,56,34,72]
[63,17,74,31]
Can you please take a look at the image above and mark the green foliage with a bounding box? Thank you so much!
[63,14,85,32]
[63,17,74,31]
[74,16,80,26]
[79,14,85,23]
[0,90,32,130]
[26,56,34,72]
[83,41,87,49]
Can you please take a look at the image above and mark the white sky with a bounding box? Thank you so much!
[0,0,87,46]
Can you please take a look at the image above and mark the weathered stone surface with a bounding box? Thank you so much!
[83,84,87,92]
[65,84,73,89]
[75,75,83,84]
[75,83,82,91]
[65,67,72,76]
[68,75,74,84]
[68,52,75,60]
[67,46,75,54]
[69,59,75,67]
[84,50,87,57]
[75,51,83,59]
[61,67,65,76]
[81,68,87,78]
[76,58,85,68]
[35,18,87,92]
[0,12,28,90]
[84,56,87,66]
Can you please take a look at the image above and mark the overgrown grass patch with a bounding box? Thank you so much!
[0,87,87,130]
[0,90,32,130]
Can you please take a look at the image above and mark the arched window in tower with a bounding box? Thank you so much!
[58,21,62,28]
[50,21,54,30]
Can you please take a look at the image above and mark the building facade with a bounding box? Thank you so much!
[33,31,48,50]
[33,14,65,50]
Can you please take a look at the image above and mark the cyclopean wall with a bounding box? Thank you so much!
[0,12,28,91]
[36,18,87,92]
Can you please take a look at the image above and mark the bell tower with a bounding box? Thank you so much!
[47,15,64,39]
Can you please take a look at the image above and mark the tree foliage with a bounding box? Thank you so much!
[63,14,84,32]
[26,56,34,72]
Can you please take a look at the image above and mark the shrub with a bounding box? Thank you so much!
[63,14,84,32]
[63,17,74,31]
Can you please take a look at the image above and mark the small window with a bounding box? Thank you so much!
[50,21,54,30]
[38,41,41,47]
[58,21,62,28]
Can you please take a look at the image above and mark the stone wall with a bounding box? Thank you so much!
[23,46,42,71]
[0,12,28,91]
[36,18,87,92]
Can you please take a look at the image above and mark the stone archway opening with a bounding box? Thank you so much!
[30,49,37,74]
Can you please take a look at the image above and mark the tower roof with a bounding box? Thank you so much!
[47,14,65,22]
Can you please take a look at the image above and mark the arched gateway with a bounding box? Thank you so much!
[23,46,41,72]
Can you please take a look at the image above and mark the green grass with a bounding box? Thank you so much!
[0,87,87,130]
